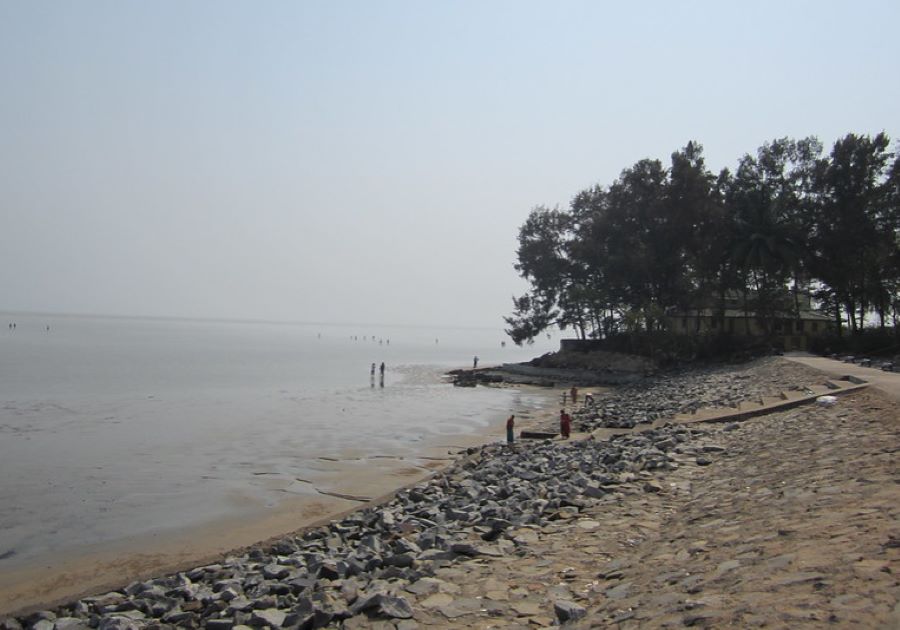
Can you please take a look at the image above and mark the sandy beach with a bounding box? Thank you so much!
[0,382,563,617]
[1,356,897,628]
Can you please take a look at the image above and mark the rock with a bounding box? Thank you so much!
[261,564,289,580]
[582,484,607,499]
[716,559,741,575]
[437,598,484,619]
[404,578,441,597]
[511,601,542,616]
[449,543,479,557]
[419,593,454,609]
[219,587,241,602]
[350,594,413,619]
[383,553,414,568]
[553,600,586,623]
[605,582,633,600]
[162,610,195,624]
[250,609,286,628]
[643,480,664,493]
[227,598,254,613]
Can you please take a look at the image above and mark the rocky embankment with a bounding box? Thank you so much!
[449,349,655,388]
[1,423,714,629]
[407,389,897,628]
[552,357,828,431]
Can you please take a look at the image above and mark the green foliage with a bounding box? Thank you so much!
[506,134,900,346]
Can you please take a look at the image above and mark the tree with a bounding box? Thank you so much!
[721,138,823,337]
[809,133,894,334]
[505,133,897,347]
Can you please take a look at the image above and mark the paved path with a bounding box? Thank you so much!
[784,353,900,401]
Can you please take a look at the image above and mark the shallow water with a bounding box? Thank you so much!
[0,313,556,566]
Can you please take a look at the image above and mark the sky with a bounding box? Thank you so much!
[1,1,898,328]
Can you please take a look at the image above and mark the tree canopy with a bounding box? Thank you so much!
[506,134,900,344]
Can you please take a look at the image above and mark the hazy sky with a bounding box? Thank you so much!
[1,1,897,328]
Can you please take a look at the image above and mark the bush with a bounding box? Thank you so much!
[809,328,899,357]
[590,331,771,366]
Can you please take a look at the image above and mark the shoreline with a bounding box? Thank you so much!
[1,356,895,626]
[0,380,565,617]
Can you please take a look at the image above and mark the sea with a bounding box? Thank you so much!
[0,312,557,568]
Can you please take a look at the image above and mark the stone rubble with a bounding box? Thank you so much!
[1,422,712,629]
[560,356,828,431]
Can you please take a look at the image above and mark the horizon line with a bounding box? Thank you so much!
[0,308,526,334]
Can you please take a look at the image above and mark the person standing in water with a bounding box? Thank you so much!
[473,356,479,369]
[506,414,515,445]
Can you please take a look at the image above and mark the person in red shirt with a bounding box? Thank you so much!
[559,409,571,439]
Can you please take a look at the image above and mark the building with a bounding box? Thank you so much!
[666,292,834,351]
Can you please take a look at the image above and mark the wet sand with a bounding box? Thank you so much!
[0,385,567,616]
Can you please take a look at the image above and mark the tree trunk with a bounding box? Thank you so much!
[846,303,857,334]
[743,288,751,336]
[835,300,843,338]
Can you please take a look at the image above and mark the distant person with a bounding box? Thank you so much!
[570,386,578,405]
[370,363,376,377]
[501,341,506,348]
[559,409,571,440]
[473,356,479,369]
[506,414,515,445]
[584,392,594,407]
[379,362,385,377]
